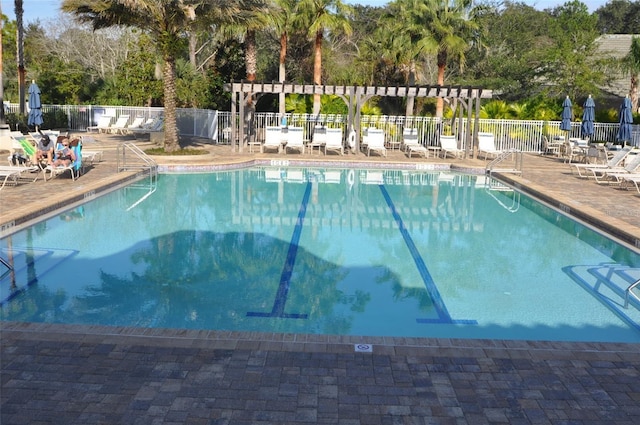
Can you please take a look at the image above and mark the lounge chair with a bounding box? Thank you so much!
[0,165,40,188]
[309,126,326,154]
[439,135,463,159]
[44,142,82,181]
[570,146,632,178]
[365,128,387,157]
[262,126,283,153]
[595,153,640,184]
[129,116,164,137]
[620,174,640,194]
[105,114,130,134]
[402,128,427,158]
[323,128,344,155]
[121,116,145,134]
[87,115,113,133]
[478,132,502,159]
[284,126,305,154]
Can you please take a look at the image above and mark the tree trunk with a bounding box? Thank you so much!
[405,60,416,117]
[630,74,639,113]
[188,32,197,69]
[436,50,447,118]
[313,30,323,115]
[16,0,25,115]
[245,30,257,82]
[163,56,179,152]
[279,32,287,117]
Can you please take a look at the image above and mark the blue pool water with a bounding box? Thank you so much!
[2,168,640,342]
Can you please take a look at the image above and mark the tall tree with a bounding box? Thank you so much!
[384,0,438,116]
[15,0,25,115]
[621,36,640,112]
[297,0,352,115]
[546,1,604,102]
[266,0,297,116]
[62,0,266,152]
[421,0,482,118]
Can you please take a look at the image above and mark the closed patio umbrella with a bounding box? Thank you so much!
[616,96,633,147]
[560,96,573,142]
[27,81,43,131]
[581,95,595,141]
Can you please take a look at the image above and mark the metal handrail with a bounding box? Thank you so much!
[0,256,12,271]
[486,149,523,175]
[624,278,640,308]
[116,142,158,210]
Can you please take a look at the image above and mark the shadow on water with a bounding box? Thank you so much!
[1,230,438,336]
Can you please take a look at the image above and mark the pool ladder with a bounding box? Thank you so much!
[486,149,523,176]
[624,278,640,309]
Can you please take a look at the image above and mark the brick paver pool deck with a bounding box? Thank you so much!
[2,135,640,424]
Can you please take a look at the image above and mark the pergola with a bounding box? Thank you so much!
[225,81,492,157]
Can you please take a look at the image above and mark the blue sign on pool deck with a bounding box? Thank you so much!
[2,168,640,343]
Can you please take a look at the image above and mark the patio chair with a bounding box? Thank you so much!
[0,164,40,189]
[365,128,387,157]
[570,146,632,178]
[439,135,463,159]
[478,132,502,159]
[284,126,305,154]
[262,126,283,153]
[541,136,562,156]
[309,126,326,154]
[323,128,344,155]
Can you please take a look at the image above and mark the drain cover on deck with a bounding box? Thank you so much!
[354,344,373,353]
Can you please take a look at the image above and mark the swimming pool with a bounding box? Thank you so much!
[2,167,640,343]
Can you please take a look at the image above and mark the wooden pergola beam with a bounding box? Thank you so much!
[224,81,492,155]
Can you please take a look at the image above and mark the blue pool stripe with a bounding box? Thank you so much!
[247,182,311,319]
[378,185,477,325]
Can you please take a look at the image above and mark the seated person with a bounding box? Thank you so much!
[51,137,76,167]
[35,135,53,165]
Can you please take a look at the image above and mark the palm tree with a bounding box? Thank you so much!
[62,0,266,152]
[297,0,352,115]
[15,0,26,115]
[383,0,437,116]
[266,0,297,116]
[389,0,481,118]
[622,36,640,113]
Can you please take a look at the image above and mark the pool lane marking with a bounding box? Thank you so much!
[378,185,477,325]
[247,182,311,319]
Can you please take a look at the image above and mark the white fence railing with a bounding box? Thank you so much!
[4,104,638,152]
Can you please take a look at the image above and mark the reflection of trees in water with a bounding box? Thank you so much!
[69,231,380,334]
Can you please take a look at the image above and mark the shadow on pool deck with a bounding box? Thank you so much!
[2,133,640,424]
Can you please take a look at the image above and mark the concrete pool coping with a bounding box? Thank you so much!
[2,136,640,424]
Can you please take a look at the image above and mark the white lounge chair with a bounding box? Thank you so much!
[595,153,640,184]
[87,115,113,133]
[121,116,145,134]
[0,165,40,188]
[570,146,632,178]
[402,128,427,158]
[323,128,343,155]
[284,126,305,154]
[439,135,463,159]
[130,116,164,136]
[262,126,282,153]
[105,114,130,134]
[478,132,502,159]
[309,126,326,154]
[365,128,386,157]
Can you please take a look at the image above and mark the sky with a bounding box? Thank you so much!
[1,0,608,24]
